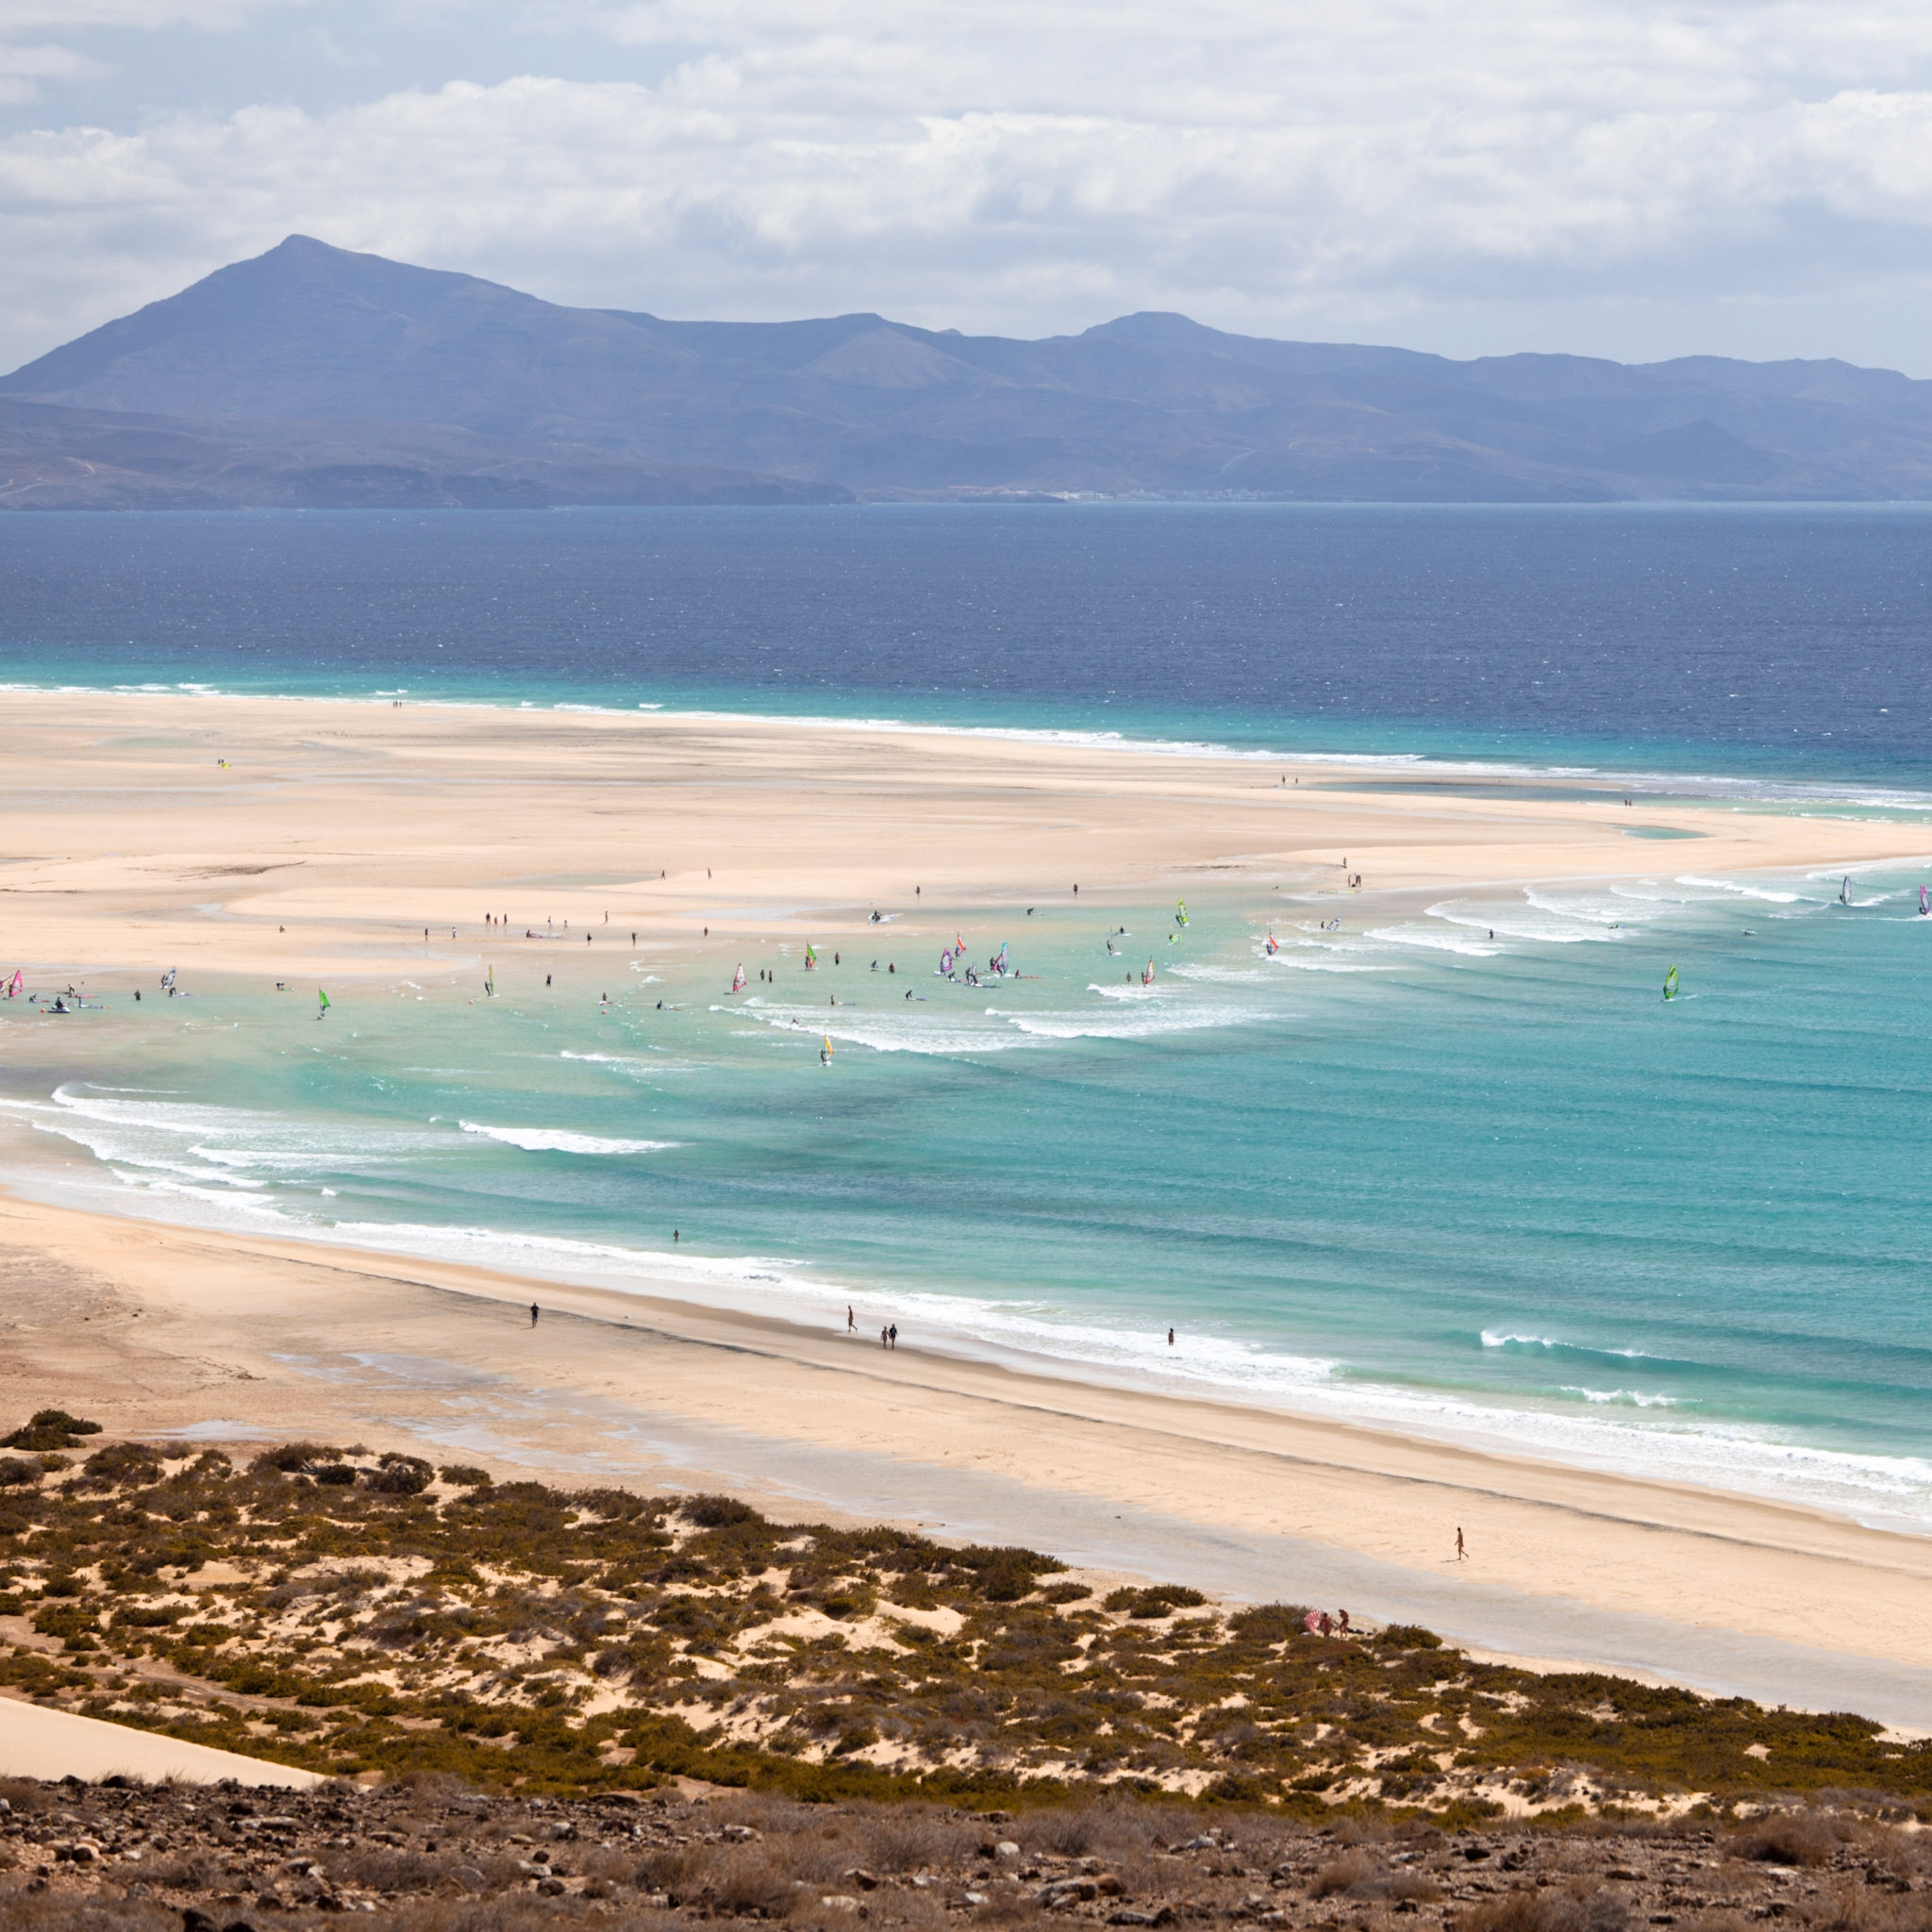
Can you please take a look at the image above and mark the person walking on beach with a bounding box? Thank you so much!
[847,1306,855,1332]
[880,1324,890,1349]
[529,1303,540,1327]
[889,1324,898,1350]
[1456,1526,1466,1561]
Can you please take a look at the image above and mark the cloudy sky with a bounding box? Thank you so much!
[5,0,1932,375]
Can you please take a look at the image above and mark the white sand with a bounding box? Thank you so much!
[0,1692,324,1788]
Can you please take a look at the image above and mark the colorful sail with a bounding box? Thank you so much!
[805,942,818,970]
[1142,958,1155,986]
[1662,964,1677,1002]
[318,988,331,1015]
[5,969,19,998]
[1922,885,1929,915]
[1175,898,1189,927]
[1265,931,1279,955]
[940,949,953,974]
[731,963,746,992]
[820,1034,834,1064]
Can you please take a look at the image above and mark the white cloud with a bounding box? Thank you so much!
[0,1,303,25]
[7,0,1932,372]
[0,42,102,103]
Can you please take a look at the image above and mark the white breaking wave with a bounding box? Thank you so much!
[1367,924,1500,957]
[1426,898,1624,945]
[458,1122,677,1155]
[0,1087,440,1191]
[1675,874,1805,904]
[1563,1386,1681,1408]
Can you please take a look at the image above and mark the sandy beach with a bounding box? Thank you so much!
[3,688,1930,1726]
[0,687,1925,984]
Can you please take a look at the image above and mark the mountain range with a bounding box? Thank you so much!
[5,235,1932,508]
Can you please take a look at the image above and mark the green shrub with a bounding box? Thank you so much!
[3,1409,101,1451]
[441,1465,492,1487]
[365,1453,433,1495]
[1104,1584,1208,1619]
[256,1442,345,1474]
[1380,1624,1443,1650]
[76,1441,164,1491]
[683,1492,761,1527]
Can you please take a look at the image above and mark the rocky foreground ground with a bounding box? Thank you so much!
[2,1777,1929,1932]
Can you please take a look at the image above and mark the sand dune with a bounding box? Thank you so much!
[0,1693,323,1788]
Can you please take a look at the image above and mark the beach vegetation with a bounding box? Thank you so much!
[0,1427,1925,1822]
[3,1409,101,1451]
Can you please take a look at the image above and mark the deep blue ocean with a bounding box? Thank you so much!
[2,505,1930,1530]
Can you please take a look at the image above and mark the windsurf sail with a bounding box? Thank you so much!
[1142,958,1155,986]
[318,988,331,1016]
[820,1034,834,1064]
[805,942,818,970]
[731,963,746,993]
[5,970,19,998]
[485,965,495,996]
[1922,886,1929,916]
[1840,876,1852,906]
[994,941,1008,974]
[1662,964,1677,1002]
[1175,898,1189,927]
[1265,931,1279,955]
[940,949,953,975]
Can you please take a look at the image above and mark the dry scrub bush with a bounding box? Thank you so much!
[1805,1885,1932,1932]
[324,1843,466,1892]
[857,1805,979,1874]
[1330,1815,1392,1848]
[1460,1880,1633,1932]
[1728,1809,1857,1868]
[708,1845,805,1919]
[1312,1850,1443,1901]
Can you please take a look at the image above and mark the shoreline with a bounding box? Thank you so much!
[4,1187,1930,1727]
[5,1135,1928,1545]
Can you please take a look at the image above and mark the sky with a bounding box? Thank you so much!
[5,0,1932,376]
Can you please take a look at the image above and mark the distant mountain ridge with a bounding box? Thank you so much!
[5,234,1932,506]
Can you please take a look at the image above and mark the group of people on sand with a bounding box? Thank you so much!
[1303,1607,1353,1636]
[847,1305,899,1349]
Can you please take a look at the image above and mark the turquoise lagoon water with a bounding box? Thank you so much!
[3,506,1932,1534]
[4,861,1930,1532]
